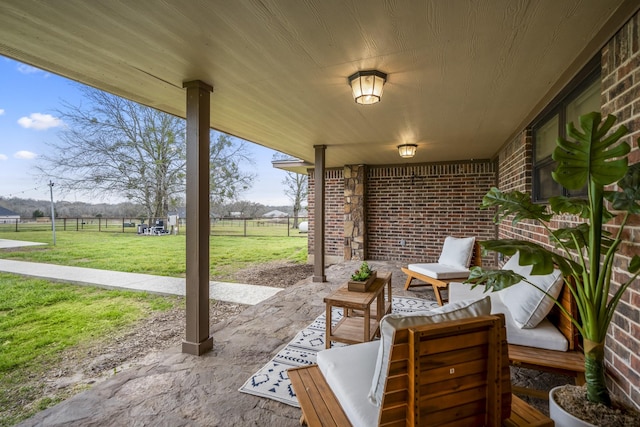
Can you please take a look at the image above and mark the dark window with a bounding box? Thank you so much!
[532,65,600,202]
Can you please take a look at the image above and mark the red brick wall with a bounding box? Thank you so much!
[495,12,640,408]
[367,162,496,262]
[601,11,640,408]
[308,162,496,264]
[308,169,344,260]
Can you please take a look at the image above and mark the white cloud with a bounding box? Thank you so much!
[0,109,5,115]
[14,151,37,160]
[0,154,7,160]
[17,113,62,130]
[17,64,42,74]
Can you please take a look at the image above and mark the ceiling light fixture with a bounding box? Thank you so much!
[397,144,418,158]
[348,70,387,105]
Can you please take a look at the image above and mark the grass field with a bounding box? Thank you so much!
[0,231,308,425]
[0,231,308,280]
[0,273,183,426]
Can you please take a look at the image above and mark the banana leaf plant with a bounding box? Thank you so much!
[466,112,640,406]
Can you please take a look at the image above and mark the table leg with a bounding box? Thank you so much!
[387,273,392,314]
[325,303,332,349]
[364,307,370,342]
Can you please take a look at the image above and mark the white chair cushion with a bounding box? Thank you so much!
[317,341,380,427]
[491,294,568,351]
[368,295,491,406]
[499,252,564,329]
[448,281,499,302]
[438,236,475,269]
[407,263,470,280]
[448,282,568,351]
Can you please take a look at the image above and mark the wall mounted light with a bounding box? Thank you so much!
[348,70,387,105]
[397,144,418,158]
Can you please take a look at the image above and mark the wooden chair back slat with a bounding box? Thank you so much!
[378,315,510,427]
[547,278,580,350]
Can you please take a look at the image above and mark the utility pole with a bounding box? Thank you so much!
[48,180,56,246]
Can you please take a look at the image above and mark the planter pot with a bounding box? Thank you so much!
[549,386,596,427]
[347,271,377,292]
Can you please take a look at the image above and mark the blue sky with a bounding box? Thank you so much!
[0,56,292,206]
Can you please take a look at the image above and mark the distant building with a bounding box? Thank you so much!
[0,206,20,224]
[263,210,288,218]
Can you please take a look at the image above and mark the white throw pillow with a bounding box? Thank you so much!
[499,252,564,329]
[368,296,491,406]
[437,236,476,269]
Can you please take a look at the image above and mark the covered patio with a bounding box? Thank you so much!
[1,0,639,423]
[17,262,567,426]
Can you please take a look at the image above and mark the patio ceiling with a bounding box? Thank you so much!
[1,0,638,171]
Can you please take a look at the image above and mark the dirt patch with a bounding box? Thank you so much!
[5,261,313,425]
[233,260,314,288]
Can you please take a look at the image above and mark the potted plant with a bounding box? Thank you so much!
[466,112,640,424]
[348,261,377,292]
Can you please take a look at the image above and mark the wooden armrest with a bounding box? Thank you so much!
[288,365,351,427]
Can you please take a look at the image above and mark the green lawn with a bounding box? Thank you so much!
[0,273,182,426]
[0,231,308,425]
[0,231,308,280]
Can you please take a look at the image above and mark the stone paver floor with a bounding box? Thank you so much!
[18,261,567,426]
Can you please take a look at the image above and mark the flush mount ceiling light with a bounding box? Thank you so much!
[397,144,418,158]
[348,70,387,105]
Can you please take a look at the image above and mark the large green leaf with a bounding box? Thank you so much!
[551,224,588,250]
[549,196,590,218]
[552,112,629,189]
[480,239,579,277]
[481,188,552,224]
[466,267,523,292]
[551,224,612,255]
[549,196,614,222]
[607,163,640,214]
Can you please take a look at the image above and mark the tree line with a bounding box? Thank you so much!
[0,197,303,221]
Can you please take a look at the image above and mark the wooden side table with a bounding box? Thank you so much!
[324,272,392,349]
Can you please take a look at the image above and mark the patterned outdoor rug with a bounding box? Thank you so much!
[238,296,439,407]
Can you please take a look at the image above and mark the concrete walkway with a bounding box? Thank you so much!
[0,240,281,306]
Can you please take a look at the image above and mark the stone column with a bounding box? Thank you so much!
[344,164,367,261]
[182,80,214,356]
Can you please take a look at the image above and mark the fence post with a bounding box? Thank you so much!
[287,216,290,237]
[244,218,247,237]
[15,218,18,232]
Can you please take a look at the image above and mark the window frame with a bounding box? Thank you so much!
[531,57,601,203]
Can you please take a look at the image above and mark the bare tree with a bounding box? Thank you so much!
[38,87,185,220]
[38,87,254,219]
[209,132,255,207]
[273,153,307,228]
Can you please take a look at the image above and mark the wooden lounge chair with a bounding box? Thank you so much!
[402,236,481,305]
[449,251,584,399]
[289,298,553,426]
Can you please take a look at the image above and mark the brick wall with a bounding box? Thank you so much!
[308,162,496,264]
[601,11,640,408]
[367,162,496,262]
[495,12,640,408]
[308,168,344,261]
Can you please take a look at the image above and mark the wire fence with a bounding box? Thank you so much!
[0,216,309,238]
